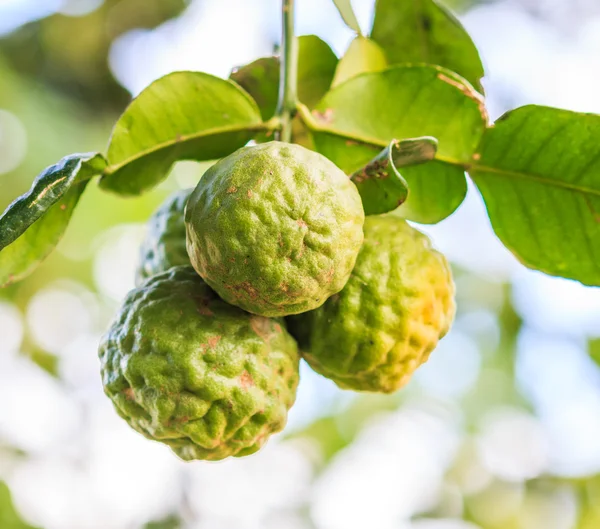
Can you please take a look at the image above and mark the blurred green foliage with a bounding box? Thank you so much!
[0,0,188,112]
[144,514,183,529]
[0,482,39,529]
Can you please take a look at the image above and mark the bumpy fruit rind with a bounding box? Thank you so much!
[136,188,193,286]
[288,215,455,393]
[185,141,365,317]
[99,266,300,461]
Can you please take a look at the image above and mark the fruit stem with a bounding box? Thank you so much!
[275,0,298,142]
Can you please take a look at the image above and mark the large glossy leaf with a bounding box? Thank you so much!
[371,0,485,92]
[470,105,600,286]
[351,137,436,215]
[0,153,105,250]
[311,65,486,163]
[332,36,387,88]
[100,72,264,196]
[230,35,338,117]
[303,64,486,222]
[332,0,362,35]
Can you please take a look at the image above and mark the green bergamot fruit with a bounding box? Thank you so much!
[287,215,455,393]
[136,188,192,286]
[99,266,300,461]
[185,141,364,317]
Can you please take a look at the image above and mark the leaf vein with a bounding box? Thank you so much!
[104,122,267,175]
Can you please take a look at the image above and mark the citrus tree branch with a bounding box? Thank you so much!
[274,0,298,142]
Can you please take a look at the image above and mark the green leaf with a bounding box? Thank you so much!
[0,481,40,529]
[470,105,600,286]
[310,65,486,165]
[302,65,486,223]
[230,35,338,117]
[100,72,264,196]
[332,36,387,88]
[0,181,89,288]
[230,58,279,121]
[394,160,467,223]
[371,0,485,92]
[297,36,340,108]
[332,0,363,35]
[0,152,105,287]
[0,153,105,250]
[351,137,437,215]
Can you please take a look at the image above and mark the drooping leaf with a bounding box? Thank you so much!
[0,181,89,288]
[0,481,40,529]
[351,137,437,215]
[100,72,264,196]
[302,65,487,223]
[332,0,363,35]
[332,36,387,88]
[0,153,105,250]
[371,0,485,92]
[0,152,105,287]
[470,105,600,286]
[230,35,338,118]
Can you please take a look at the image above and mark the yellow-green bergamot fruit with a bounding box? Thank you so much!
[287,215,455,393]
[185,142,365,317]
[136,188,192,286]
[99,266,300,461]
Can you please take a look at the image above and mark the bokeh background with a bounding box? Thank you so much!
[1,0,600,528]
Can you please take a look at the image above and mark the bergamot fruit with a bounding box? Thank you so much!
[99,266,300,461]
[185,141,365,317]
[136,188,192,286]
[287,215,455,393]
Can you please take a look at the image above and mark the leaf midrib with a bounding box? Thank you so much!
[302,114,600,199]
[468,163,600,199]
[104,121,268,175]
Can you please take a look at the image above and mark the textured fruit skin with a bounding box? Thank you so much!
[287,215,455,393]
[136,189,192,286]
[99,266,300,461]
[185,141,365,317]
